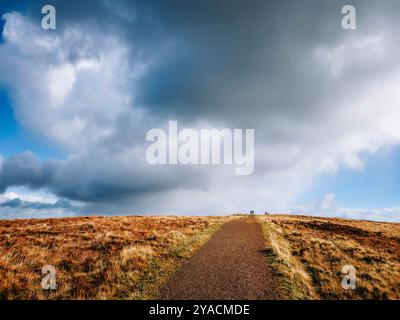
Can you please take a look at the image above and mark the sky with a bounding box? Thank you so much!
[1,0,400,221]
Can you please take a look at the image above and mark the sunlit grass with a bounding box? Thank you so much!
[0,216,227,299]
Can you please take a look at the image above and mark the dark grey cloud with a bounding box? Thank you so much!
[23,0,386,122]
[0,151,209,203]
[19,0,400,130]
[0,197,73,209]
[0,198,22,208]
[0,152,55,193]
[18,0,344,122]
[0,0,391,123]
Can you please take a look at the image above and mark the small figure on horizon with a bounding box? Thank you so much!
[250,210,255,215]
[265,211,269,215]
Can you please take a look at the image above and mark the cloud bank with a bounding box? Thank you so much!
[1,1,400,220]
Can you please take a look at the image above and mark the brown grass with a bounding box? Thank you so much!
[0,215,227,300]
[259,214,400,300]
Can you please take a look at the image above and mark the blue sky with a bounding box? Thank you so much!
[1,1,400,221]
[0,87,62,159]
[302,146,400,209]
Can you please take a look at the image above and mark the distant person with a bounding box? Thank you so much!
[250,210,255,215]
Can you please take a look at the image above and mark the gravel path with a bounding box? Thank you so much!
[159,217,279,300]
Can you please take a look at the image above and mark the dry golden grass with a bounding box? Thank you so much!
[0,215,227,300]
[259,215,400,300]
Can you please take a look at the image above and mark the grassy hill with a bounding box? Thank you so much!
[259,214,400,299]
[0,216,227,299]
[0,214,399,300]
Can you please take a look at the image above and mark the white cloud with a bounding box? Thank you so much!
[286,195,400,223]
[320,193,336,211]
[0,186,58,204]
[314,33,386,77]
[46,64,76,106]
[337,206,400,222]
[0,12,144,150]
